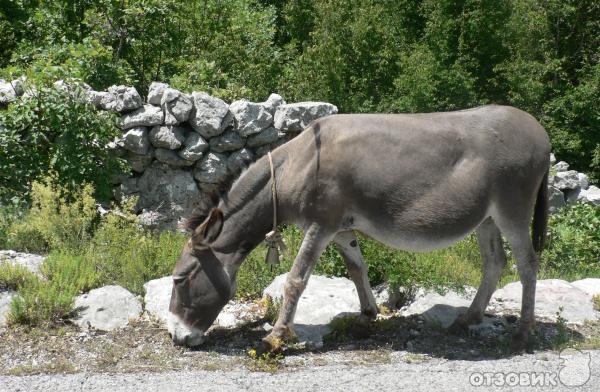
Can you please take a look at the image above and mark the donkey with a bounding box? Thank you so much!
[168,105,550,352]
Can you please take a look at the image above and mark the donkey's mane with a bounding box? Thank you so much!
[182,153,273,231]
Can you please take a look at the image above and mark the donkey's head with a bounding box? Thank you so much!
[168,208,236,346]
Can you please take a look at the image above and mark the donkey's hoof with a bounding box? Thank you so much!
[253,338,282,357]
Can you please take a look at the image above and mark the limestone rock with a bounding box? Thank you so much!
[548,186,566,212]
[570,279,600,297]
[246,127,278,148]
[577,173,589,190]
[136,162,203,229]
[0,290,17,327]
[194,152,229,184]
[122,127,150,155]
[161,88,193,125]
[262,93,286,115]
[550,153,556,165]
[274,102,338,133]
[490,279,597,324]
[189,92,232,138]
[229,99,273,137]
[149,125,186,150]
[154,148,195,167]
[124,149,154,173]
[0,250,45,277]
[400,288,476,328]
[553,170,581,190]
[578,185,600,206]
[209,130,245,153]
[93,85,142,112]
[178,133,209,162]
[144,276,173,324]
[227,148,254,174]
[148,82,170,106]
[0,78,26,105]
[72,285,142,331]
[554,161,569,172]
[119,105,164,130]
[263,273,361,344]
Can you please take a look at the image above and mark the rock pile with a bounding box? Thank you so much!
[548,154,599,211]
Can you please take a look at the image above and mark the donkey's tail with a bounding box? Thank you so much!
[532,169,549,254]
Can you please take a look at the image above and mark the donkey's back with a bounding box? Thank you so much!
[278,105,550,252]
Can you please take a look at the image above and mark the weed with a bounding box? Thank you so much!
[246,349,285,373]
[552,307,572,349]
[593,295,600,312]
[261,295,281,324]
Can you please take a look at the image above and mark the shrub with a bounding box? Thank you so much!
[86,211,187,295]
[0,262,38,291]
[6,178,98,253]
[542,203,600,278]
[8,278,77,326]
[0,83,125,203]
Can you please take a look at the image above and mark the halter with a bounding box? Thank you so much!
[264,151,287,266]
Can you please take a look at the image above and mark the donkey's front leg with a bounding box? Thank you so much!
[260,223,334,353]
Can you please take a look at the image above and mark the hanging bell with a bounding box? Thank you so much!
[264,229,285,266]
[265,243,280,266]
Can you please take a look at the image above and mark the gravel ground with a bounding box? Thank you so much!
[1,305,598,392]
[1,350,599,392]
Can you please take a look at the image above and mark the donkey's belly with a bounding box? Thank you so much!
[355,219,480,252]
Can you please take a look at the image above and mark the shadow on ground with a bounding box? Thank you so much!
[197,309,590,362]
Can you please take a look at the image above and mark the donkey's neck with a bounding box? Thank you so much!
[211,155,280,267]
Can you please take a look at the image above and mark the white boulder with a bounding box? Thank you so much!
[119,105,164,130]
[263,273,361,344]
[189,92,232,138]
[229,99,273,137]
[490,279,597,324]
[274,102,338,133]
[72,285,143,331]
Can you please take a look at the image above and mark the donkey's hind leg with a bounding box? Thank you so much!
[499,224,539,351]
[333,231,378,319]
[449,218,507,333]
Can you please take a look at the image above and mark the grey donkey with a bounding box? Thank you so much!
[167,105,550,353]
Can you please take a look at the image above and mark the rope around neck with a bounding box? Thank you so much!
[268,151,277,230]
[265,151,286,265]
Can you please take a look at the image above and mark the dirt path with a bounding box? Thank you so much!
[2,349,599,392]
[1,314,598,391]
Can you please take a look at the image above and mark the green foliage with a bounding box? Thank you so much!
[0,84,125,202]
[542,203,600,277]
[0,199,27,250]
[1,178,188,326]
[86,208,186,295]
[6,178,98,253]
[0,262,37,292]
[8,277,77,326]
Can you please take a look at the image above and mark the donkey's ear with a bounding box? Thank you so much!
[191,208,224,248]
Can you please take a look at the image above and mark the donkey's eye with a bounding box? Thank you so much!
[173,275,187,284]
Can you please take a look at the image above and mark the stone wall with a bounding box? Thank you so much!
[41,79,336,230]
[2,77,598,230]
